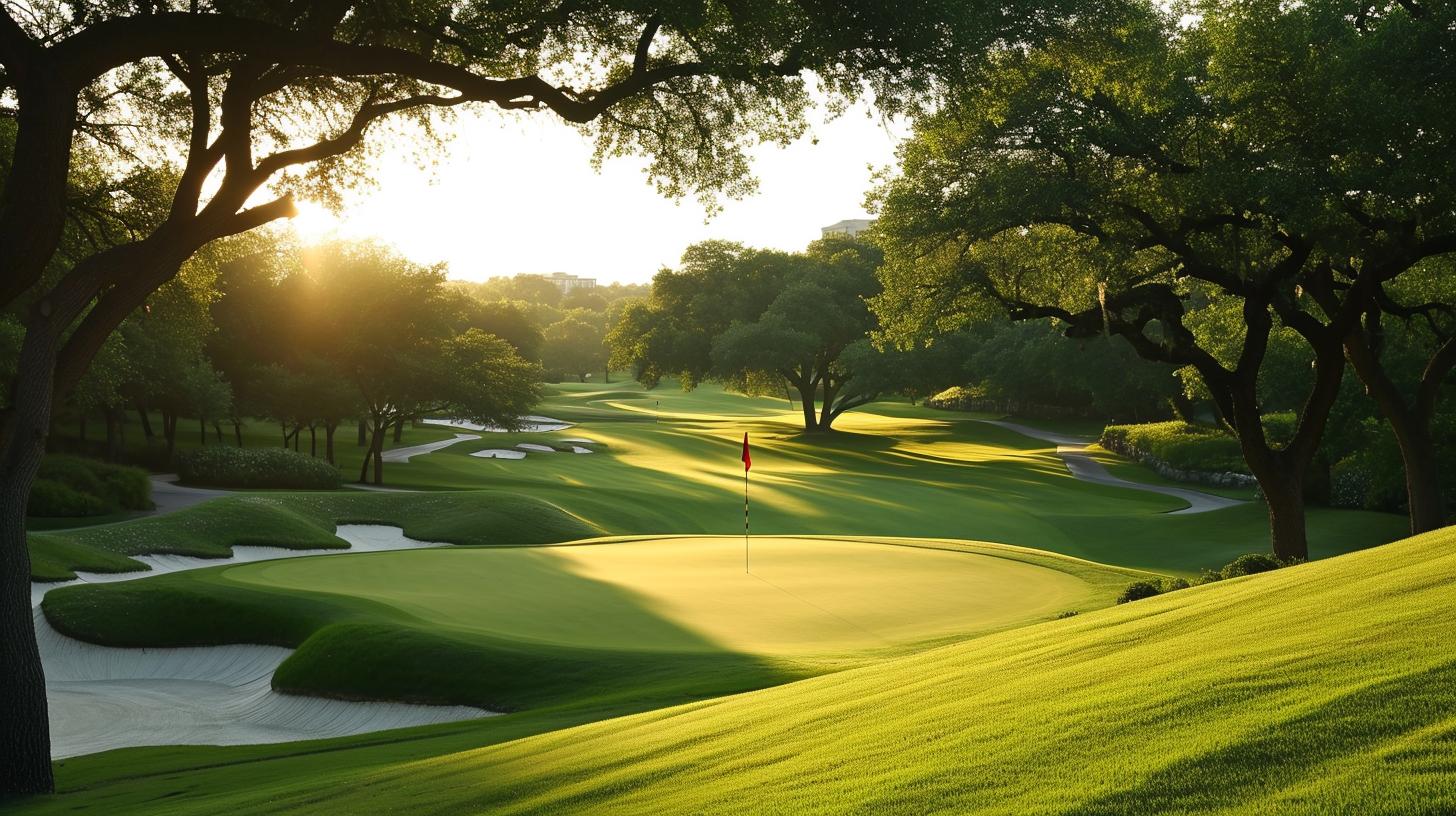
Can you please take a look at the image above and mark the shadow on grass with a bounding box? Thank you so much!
[1067,659,1456,815]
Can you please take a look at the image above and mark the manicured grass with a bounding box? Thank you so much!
[372,382,1404,575]
[27,491,602,582]
[28,382,1404,578]
[42,535,1142,712]
[20,524,1456,815]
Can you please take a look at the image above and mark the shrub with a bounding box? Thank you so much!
[1101,421,1246,473]
[177,446,342,490]
[1119,565,1271,605]
[27,456,152,517]
[28,479,113,517]
[1219,553,1286,578]
[1117,580,1164,604]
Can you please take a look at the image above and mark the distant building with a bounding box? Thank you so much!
[821,218,875,239]
[526,272,598,294]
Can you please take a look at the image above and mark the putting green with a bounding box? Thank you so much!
[226,536,1098,656]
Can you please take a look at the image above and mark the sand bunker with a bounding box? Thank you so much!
[470,449,527,460]
[36,525,493,759]
[424,415,573,433]
[516,443,556,453]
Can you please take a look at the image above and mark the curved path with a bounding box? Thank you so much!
[381,431,481,463]
[34,525,492,759]
[978,420,1246,515]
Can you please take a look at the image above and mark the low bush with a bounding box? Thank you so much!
[28,479,114,517]
[1220,553,1284,578]
[1100,421,1245,473]
[177,446,341,490]
[1117,581,1164,604]
[1123,553,1298,604]
[27,456,152,517]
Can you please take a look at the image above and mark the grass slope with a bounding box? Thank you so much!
[27,491,602,582]
[43,536,1138,714]
[20,526,1451,815]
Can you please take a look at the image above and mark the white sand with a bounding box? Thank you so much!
[977,419,1246,515]
[35,525,493,759]
[424,415,573,433]
[516,443,556,453]
[470,449,527,460]
[569,446,593,454]
[381,432,480,463]
[559,438,598,445]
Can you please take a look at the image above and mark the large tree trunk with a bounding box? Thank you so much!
[135,403,154,441]
[1344,330,1452,534]
[392,419,404,444]
[162,411,178,464]
[104,407,123,462]
[309,424,317,458]
[0,329,60,795]
[372,424,386,485]
[1390,418,1445,534]
[1261,469,1309,562]
[233,420,243,447]
[817,381,842,432]
[325,422,337,465]
[357,419,366,447]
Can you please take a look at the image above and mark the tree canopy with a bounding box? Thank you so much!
[872,0,1456,558]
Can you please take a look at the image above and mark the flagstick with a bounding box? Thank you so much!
[744,464,750,574]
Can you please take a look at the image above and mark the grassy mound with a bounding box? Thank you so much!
[42,536,1136,712]
[27,491,602,581]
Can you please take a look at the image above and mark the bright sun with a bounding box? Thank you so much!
[286,200,346,243]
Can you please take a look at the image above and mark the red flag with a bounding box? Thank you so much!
[741,433,751,471]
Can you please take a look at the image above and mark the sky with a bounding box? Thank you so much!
[286,101,908,285]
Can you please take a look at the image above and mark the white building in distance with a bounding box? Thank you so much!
[526,272,598,294]
[821,218,875,239]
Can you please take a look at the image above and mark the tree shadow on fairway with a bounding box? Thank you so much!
[213,543,818,714]
[1063,659,1456,815]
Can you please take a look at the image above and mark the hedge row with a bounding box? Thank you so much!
[1100,421,1248,474]
[29,456,152,518]
[177,446,342,490]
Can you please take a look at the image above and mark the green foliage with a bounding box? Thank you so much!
[27,456,151,518]
[542,312,607,382]
[1101,421,1247,474]
[27,480,113,518]
[176,446,342,490]
[1219,553,1286,579]
[616,235,893,430]
[1116,580,1162,604]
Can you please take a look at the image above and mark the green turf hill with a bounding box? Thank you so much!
[21,528,1454,815]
